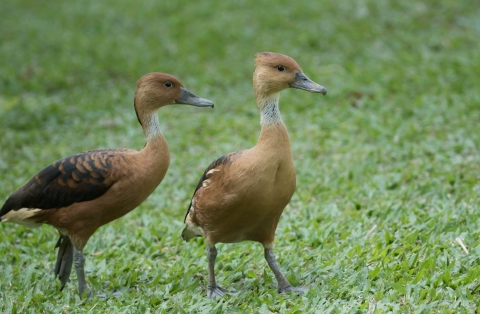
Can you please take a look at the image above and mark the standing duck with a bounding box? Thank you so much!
[182,52,326,298]
[0,72,214,297]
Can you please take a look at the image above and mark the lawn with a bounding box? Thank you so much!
[1,0,479,312]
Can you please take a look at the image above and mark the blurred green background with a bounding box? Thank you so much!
[1,0,479,312]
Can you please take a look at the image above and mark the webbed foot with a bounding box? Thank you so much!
[278,285,307,294]
[207,285,237,299]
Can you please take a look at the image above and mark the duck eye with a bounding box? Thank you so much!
[277,66,285,72]
[164,82,173,88]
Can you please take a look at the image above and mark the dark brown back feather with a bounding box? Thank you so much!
[0,149,128,217]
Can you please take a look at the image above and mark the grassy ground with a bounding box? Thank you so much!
[1,0,479,312]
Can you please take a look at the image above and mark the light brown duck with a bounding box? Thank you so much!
[182,52,326,298]
[0,73,214,296]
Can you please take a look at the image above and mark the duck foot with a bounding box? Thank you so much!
[207,284,237,299]
[278,285,307,295]
[78,285,92,299]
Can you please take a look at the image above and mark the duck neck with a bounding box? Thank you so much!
[135,110,170,197]
[259,93,283,126]
[139,111,170,163]
[141,111,163,142]
[256,93,290,148]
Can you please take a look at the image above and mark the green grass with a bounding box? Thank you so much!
[1,0,480,312]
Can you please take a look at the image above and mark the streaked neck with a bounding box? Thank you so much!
[259,93,283,126]
[142,112,163,142]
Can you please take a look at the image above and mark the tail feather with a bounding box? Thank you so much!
[181,227,199,242]
[182,211,204,241]
[181,219,204,242]
[54,234,74,290]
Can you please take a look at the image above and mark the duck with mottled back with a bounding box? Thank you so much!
[0,72,214,297]
[182,52,326,298]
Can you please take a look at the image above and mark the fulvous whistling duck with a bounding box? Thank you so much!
[182,52,327,298]
[0,73,214,297]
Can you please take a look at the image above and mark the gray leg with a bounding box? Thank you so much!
[264,248,305,294]
[73,248,91,298]
[206,246,236,299]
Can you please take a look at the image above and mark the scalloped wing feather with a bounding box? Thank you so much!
[0,149,132,218]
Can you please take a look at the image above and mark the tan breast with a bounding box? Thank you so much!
[192,125,295,246]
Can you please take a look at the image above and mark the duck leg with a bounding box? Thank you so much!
[206,246,235,298]
[54,234,74,290]
[73,247,91,298]
[264,247,306,294]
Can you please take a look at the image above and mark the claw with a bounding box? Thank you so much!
[278,285,307,294]
[78,286,92,299]
[207,285,237,299]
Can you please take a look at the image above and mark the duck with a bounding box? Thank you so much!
[182,52,327,298]
[0,72,214,297]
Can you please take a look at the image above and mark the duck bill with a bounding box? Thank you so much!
[176,87,215,108]
[289,72,327,95]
